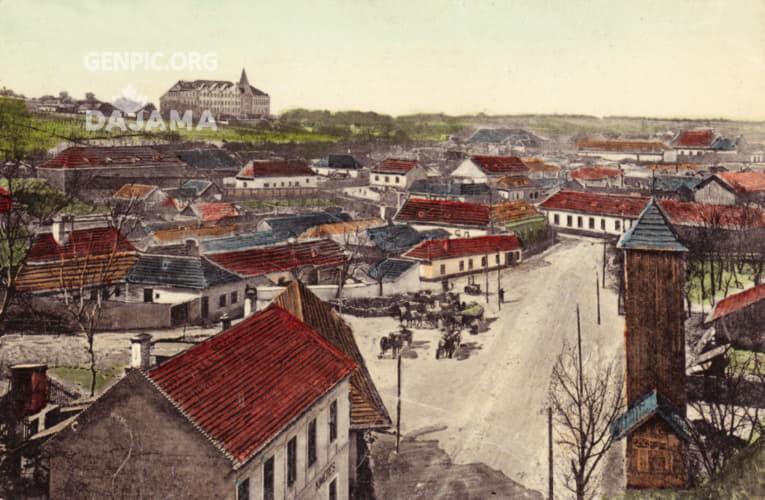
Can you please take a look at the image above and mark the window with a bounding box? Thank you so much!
[143,288,153,303]
[440,264,446,275]
[237,478,249,500]
[385,176,390,183]
[589,217,595,229]
[395,176,400,183]
[566,215,572,227]
[553,214,559,225]
[308,418,317,466]
[329,400,338,442]
[243,182,249,188]
[263,457,274,500]
[577,216,583,228]
[219,294,226,307]
[287,436,297,486]
[263,182,269,188]
[459,260,465,271]
[615,220,621,231]
[114,287,121,297]
[329,479,337,500]
[468,259,473,270]
[481,256,487,267]
[495,254,500,264]
[375,175,380,181]
[601,219,606,231]
[231,291,238,304]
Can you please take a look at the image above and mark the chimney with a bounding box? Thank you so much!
[185,238,199,257]
[244,285,258,317]
[10,364,48,421]
[51,215,72,246]
[130,333,152,371]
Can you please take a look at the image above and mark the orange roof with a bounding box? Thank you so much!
[491,201,540,223]
[112,184,157,200]
[16,253,138,292]
[522,158,560,173]
[496,175,533,188]
[576,138,668,152]
[571,167,623,180]
[717,171,765,193]
[191,203,239,221]
[152,224,238,243]
[299,218,384,239]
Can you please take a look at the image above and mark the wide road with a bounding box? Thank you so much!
[344,236,626,494]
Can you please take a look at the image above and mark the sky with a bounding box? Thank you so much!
[1,0,764,119]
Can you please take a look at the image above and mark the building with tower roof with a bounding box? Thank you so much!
[159,68,270,120]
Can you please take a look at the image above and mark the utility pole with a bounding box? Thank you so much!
[596,272,601,325]
[396,352,402,454]
[548,406,554,500]
[485,252,490,304]
[497,250,502,310]
[602,240,606,289]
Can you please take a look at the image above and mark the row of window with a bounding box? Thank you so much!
[374,175,400,183]
[237,400,338,500]
[551,213,627,232]
[437,253,519,275]
[143,289,238,308]
[241,179,313,188]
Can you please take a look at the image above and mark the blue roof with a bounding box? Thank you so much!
[264,211,351,237]
[652,176,702,192]
[367,225,450,253]
[180,179,213,197]
[368,259,416,282]
[316,154,362,169]
[127,255,242,289]
[201,231,287,253]
[409,180,490,196]
[711,137,738,151]
[618,198,688,252]
[611,390,690,441]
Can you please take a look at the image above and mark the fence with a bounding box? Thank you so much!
[225,187,321,200]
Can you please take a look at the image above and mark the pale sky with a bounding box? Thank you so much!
[1,0,764,119]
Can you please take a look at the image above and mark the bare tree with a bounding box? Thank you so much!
[549,307,624,500]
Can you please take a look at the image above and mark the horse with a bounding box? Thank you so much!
[398,327,413,346]
[379,332,405,359]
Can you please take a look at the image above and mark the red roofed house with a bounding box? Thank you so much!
[44,304,355,499]
[207,239,347,286]
[230,159,318,190]
[706,284,765,352]
[36,146,192,194]
[570,167,624,189]
[369,159,426,189]
[182,202,241,222]
[540,191,646,236]
[394,198,491,238]
[451,155,530,183]
[403,235,522,280]
[575,138,674,162]
[694,171,765,206]
[672,129,739,157]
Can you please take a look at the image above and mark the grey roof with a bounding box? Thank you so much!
[468,128,542,147]
[618,198,688,252]
[712,137,738,151]
[316,155,362,169]
[127,255,242,289]
[366,224,450,253]
[168,79,268,96]
[409,180,490,196]
[368,259,416,282]
[611,390,690,441]
[201,231,287,254]
[179,179,214,198]
[264,211,351,238]
[176,149,240,170]
[652,176,702,192]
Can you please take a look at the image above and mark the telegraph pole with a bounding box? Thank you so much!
[548,406,554,500]
[396,353,402,454]
[596,272,601,325]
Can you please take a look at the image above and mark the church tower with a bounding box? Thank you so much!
[612,199,690,489]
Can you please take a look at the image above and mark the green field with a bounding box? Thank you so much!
[49,365,125,392]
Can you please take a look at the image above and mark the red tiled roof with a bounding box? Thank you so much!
[27,227,136,261]
[576,138,669,152]
[471,155,529,174]
[717,171,765,193]
[540,191,648,217]
[674,129,715,148]
[237,160,315,178]
[660,200,765,228]
[404,235,521,261]
[207,239,346,276]
[40,146,187,169]
[192,202,239,221]
[147,304,355,465]
[711,283,765,321]
[372,159,420,174]
[571,167,623,180]
[395,198,490,227]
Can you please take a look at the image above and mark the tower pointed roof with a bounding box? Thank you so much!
[618,198,687,252]
[239,68,249,86]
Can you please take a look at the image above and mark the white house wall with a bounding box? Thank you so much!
[234,176,318,189]
[451,159,489,183]
[234,378,351,500]
[416,250,522,280]
[541,209,635,236]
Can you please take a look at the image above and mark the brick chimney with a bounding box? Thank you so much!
[185,238,199,257]
[51,215,73,246]
[130,333,152,370]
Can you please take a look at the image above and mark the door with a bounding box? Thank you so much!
[201,296,209,319]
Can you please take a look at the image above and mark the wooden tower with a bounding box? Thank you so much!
[613,199,690,489]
